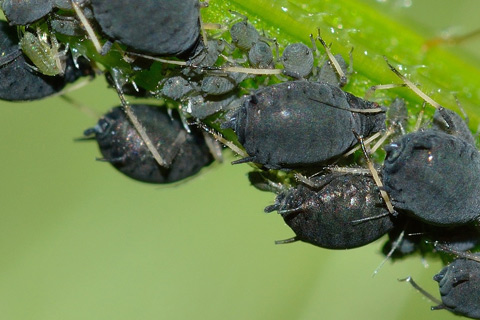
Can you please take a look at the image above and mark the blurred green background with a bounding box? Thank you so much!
[1,1,480,319]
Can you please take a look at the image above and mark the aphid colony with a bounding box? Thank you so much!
[2,2,480,319]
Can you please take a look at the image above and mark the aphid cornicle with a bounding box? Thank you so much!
[84,105,214,184]
[222,80,386,170]
[382,108,480,227]
[90,0,201,57]
[264,172,395,249]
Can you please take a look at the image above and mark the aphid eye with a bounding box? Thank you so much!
[384,143,402,162]
[97,118,111,133]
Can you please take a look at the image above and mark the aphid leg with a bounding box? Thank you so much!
[342,131,383,158]
[274,237,299,245]
[110,68,168,167]
[194,120,248,158]
[59,94,100,119]
[228,9,249,22]
[326,166,371,175]
[316,29,347,86]
[384,57,444,110]
[294,172,338,189]
[71,0,103,54]
[398,277,443,306]
[162,131,188,165]
[368,126,396,154]
[433,242,480,262]
[453,93,469,125]
[414,101,426,131]
[198,1,209,51]
[202,131,224,163]
[347,47,354,75]
[364,84,407,100]
[372,229,405,277]
[353,131,395,214]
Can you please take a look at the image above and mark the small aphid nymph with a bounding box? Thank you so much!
[19,31,66,76]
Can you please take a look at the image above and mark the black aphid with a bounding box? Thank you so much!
[382,108,480,227]
[433,254,480,319]
[84,105,214,183]
[402,250,480,319]
[90,0,201,56]
[280,43,314,79]
[229,18,260,51]
[223,80,385,170]
[265,172,395,249]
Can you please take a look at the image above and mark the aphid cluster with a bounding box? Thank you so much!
[2,2,480,319]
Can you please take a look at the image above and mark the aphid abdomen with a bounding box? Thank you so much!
[229,81,383,169]
[87,105,214,183]
[273,173,394,249]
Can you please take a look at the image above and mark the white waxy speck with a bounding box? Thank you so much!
[281,7,288,12]
[281,110,291,118]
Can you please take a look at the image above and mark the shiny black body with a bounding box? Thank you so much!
[265,173,395,249]
[84,105,213,183]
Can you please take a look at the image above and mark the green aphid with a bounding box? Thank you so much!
[19,31,66,76]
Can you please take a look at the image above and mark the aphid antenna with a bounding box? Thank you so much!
[110,68,168,167]
[308,98,384,113]
[433,241,480,262]
[364,84,407,100]
[353,131,395,214]
[316,29,347,87]
[372,229,405,277]
[398,277,443,306]
[127,51,284,76]
[127,51,188,66]
[351,212,390,225]
[70,0,103,54]
[274,237,299,245]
